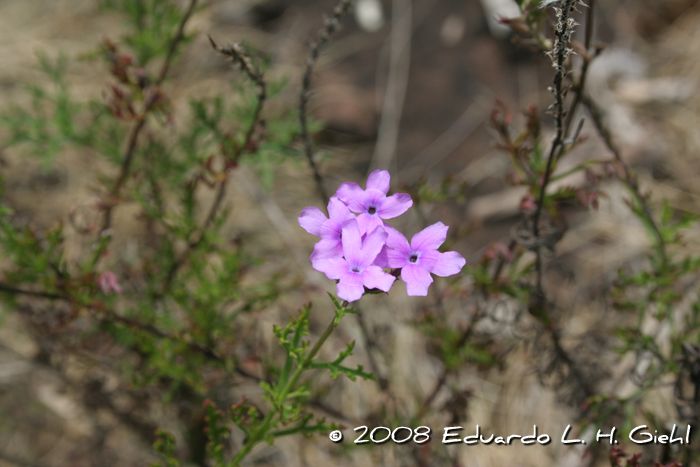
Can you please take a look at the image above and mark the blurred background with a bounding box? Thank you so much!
[1,0,699,466]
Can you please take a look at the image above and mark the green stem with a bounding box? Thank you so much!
[228,302,346,466]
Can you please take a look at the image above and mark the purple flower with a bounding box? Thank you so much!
[336,170,413,235]
[298,196,355,264]
[384,222,466,296]
[314,219,396,302]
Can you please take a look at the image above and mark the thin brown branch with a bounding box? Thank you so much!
[207,37,267,132]
[416,315,479,419]
[527,0,600,404]
[160,39,268,293]
[492,239,517,284]
[550,326,596,398]
[299,0,354,203]
[532,0,578,295]
[161,182,228,292]
[100,118,147,232]
[156,0,200,85]
[0,282,64,300]
[99,0,200,235]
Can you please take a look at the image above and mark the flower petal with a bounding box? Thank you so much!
[366,170,391,194]
[410,222,448,252]
[320,219,342,240]
[416,249,439,271]
[386,250,409,268]
[313,257,348,280]
[365,189,387,209]
[377,193,413,219]
[357,226,387,268]
[362,265,396,292]
[401,264,433,296]
[310,238,343,264]
[337,272,365,302]
[373,245,389,267]
[340,219,363,265]
[336,183,368,213]
[298,207,327,236]
[356,212,384,236]
[327,195,354,222]
[383,224,410,251]
[430,251,466,277]
[382,225,411,268]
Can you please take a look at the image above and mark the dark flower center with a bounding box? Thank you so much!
[351,266,360,273]
[409,255,418,263]
[368,207,376,215]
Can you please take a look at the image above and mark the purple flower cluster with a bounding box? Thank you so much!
[299,170,466,302]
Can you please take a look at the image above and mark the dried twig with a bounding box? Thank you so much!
[528,0,597,401]
[562,0,595,137]
[532,0,580,293]
[207,37,267,145]
[299,0,354,203]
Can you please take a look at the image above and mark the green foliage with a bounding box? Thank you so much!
[309,340,376,381]
[0,201,67,293]
[420,312,500,371]
[203,400,232,466]
[0,53,92,169]
[196,298,358,466]
[98,0,193,66]
[150,429,181,467]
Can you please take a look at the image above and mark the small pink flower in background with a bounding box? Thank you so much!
[483,241,514,262]
[384,222,466,296]
[313,220,396,302]
[336,169,412,235]
[520,194,537,212]
[99,271,122,295]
